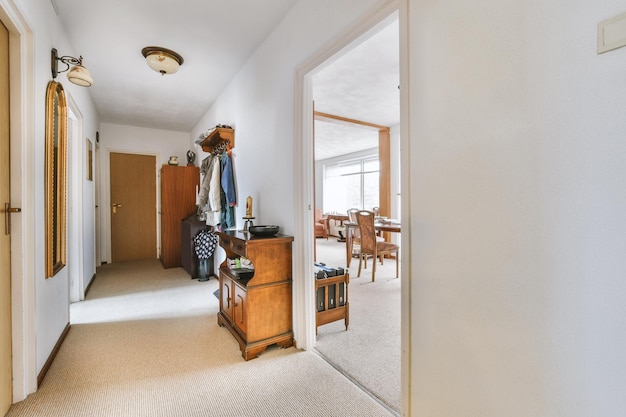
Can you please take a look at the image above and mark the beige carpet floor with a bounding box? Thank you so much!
[7,258,396,417]
[314,238,401,413]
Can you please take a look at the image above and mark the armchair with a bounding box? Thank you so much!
[314,208,328,239]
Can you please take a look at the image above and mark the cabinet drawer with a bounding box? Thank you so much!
[219,234,232,249]
[219,234,246,257]
[231,239,246,255]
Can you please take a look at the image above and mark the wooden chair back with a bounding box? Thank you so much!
[347,208,359,223]
[355,209,399,282]
[347,207,361,240]
[356,210,377,254]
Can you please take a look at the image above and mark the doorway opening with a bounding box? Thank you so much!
[296,8,401,414]
[67,99,85,303]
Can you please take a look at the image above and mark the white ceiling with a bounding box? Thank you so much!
[52,1,399,159]
[313,17,399,160]
[52,0,300,132]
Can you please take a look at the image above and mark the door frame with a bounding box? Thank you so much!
[0,0,37,402]
[66,96,86,302]
[293,0,400,349]
[293,0,411,413]
[95,137,101,266]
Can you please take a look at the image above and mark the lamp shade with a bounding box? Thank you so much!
[141,47,184,75]
[67,65,93,87]
[51,48,93,87]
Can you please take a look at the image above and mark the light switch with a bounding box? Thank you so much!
[598,11,626,53]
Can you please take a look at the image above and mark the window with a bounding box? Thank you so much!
[323,156,379,213]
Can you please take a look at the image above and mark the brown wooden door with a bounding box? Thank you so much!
[0,19,12,415]
[110,153,157,262]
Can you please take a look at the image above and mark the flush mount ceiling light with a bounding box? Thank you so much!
[141,46,184,75]
[51,48,93,87]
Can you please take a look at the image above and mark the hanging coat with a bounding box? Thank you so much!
[220,153,237,228]
[198,155,221,225]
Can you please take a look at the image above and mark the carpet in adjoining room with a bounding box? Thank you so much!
[314,238,401,413]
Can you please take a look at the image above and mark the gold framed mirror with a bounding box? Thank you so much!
[45,81,67,277]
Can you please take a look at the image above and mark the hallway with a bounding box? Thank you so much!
[8,260,395,417]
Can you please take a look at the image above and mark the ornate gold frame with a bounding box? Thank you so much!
[45,81,67,277]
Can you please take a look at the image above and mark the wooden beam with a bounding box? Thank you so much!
[378,128,391,241]
[314,111,389,131]
[314,110,392,241]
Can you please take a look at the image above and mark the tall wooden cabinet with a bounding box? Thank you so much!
[160,165,199,268]
[216,230,294,360]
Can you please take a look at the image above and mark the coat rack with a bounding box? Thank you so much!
[199,127,235,153]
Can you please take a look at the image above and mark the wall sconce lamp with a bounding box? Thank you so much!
[141,46,184,75]
[51,48,93,87]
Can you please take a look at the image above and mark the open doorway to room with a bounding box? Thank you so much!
[310,12,401,414]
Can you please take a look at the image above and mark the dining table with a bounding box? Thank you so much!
[344,220,401,268]
[325,213,350,242]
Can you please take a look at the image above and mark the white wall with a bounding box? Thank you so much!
[3,0,100,384]
[190,0,388,232]
[189,0,393,361]
[98,122,191,263]
[31,1,100,375]
[406,1,626,416]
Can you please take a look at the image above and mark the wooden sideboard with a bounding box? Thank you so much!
[216,230,294,360]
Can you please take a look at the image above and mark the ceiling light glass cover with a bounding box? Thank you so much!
[141,46,184,75]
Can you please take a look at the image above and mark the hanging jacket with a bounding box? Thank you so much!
[219,153,237,228]
[198,155,221,224]
[220,153,236,207]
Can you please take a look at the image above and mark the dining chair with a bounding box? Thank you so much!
[346,208,362,257]
[371,206,383,237]
[347,207,384,258]
[355,210,399,282]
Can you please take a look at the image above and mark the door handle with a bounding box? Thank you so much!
[4,203,22,235]
[112,203,122,214]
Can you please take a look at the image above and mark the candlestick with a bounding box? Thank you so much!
[246,196,253,218]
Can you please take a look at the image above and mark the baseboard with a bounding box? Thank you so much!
[85,273,96,296]
[37,323,71,387]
